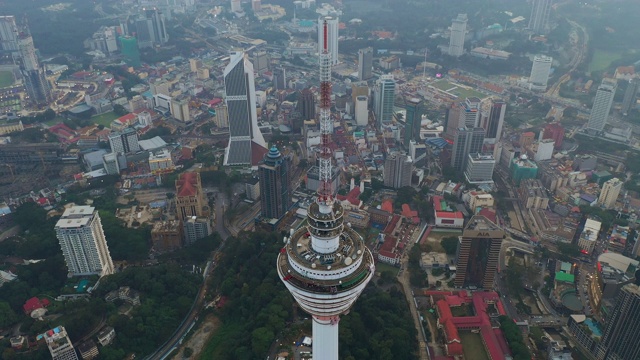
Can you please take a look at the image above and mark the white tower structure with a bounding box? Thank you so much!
[529,55,552,91]
[587,78,617,133]
[318,16,339,65]
[55,206,114,277]
[278,21,374,360]
[448,14,468,57]
[223,51,267,167]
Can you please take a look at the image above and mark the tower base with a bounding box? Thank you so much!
[312,315,339,360]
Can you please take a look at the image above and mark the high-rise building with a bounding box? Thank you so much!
[483,99,506,143]
[374,75,396,128]
[529,0,553,34]
[223,51,268,166]
[170,96,190,122]
[44,326,79,360]
[355,95,368,126]
[137,8,168,48]
[357,47,373,81]
[55,206,115,277]
[108,128,140,154]
[259,146,291,220]
[183,216,212,244]
[18,33,51,106]
[595,282,640,360]
[317,16,339,65]
[383,153,413,189]
[298,88,316,121]
[404,98,422,147]
[102,152,121,175]
[454,214,504,289]
[464,153,496,185]
[273,67,287,90]
[253,50,269,73]
[175,172,209,222]
[230,0,242,12]
[542,122,565,149]
[448,14,468,57]
[621,78,639,116]
[119,36,141,67]
[278,21,374,360]
[529,55,553,91]
[598,178,622,209]
[587,78,617,132]
[409,140,428,168]
[0,16,19,53]
[451,127,485,171]
[460,97,481,127]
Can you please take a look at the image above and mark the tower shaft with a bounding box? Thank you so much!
[318,20,333,211]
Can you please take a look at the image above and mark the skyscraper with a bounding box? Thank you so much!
[136,8,168,48]
[357,47,373,81]
[374,75,396,128]
[273,67,287,90]
[542,122,564,149]
[259,146,291,220]
[587,78,617,132]
[298,88,316,121]
[120,36,141,67]
[108,128,140,154]
[448,14,468,57]
[18,33,51,106]
[621,78,639,116]
[223,51,268,166]
[317,15,339,65]
[529,0,553,34]
[483,99,506,143]
[529,55,553,91]
[460,97,481,127]
[278,21,374,360]
[0,16,19,53]
[596,282,640,360]
[404,98,422,147]
[383,153,413,189]
[451,127,485,171]
[44,326,79,360]
[355,95,368,126]
[598,178,622,209]
[55,206,115,277]
[175,172,209,222]
[454,214,504,289]
[465,153,496,185]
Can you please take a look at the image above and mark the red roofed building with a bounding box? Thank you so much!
[23,297,50,315]
[175,172,209,221]
[378,235,400,265]
[117,113,137,127]
[478,208,497,224]
[381,199,393,213]
[427,291,510,360]
[383,215,402,235]
[336,187,362,209]
[433,196,464,228]
[401,204,420,224]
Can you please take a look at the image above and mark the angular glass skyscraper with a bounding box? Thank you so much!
[374,75,396,128]
[596,282,640,360]
[223,51,267,166]
[259,146,290,220]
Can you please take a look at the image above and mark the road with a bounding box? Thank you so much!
[146,192,230,360]
[0,225,20,242]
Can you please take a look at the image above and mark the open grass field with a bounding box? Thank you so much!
[460,331,490,360]
[376,262,400,276]
[0,71,15,88]
[91,111,119,127]
[44,116,65,127]
[588,50,623,74]
[431,79,486,99]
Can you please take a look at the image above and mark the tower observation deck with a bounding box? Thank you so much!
[277,21,374,360]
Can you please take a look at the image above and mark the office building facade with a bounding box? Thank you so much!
[587,78,617,132]
[451,127,485,171]
[404,98,422,147]
[18,34,51,106]
[483,99,506,143]
[596,283,640,360]
[621,78,639,116]
[273,67,287,90]
[383,153,413,189]
[298,88,316,121]
[464,153,496,184]
[108,128,140,154]
[529,55,553,91]
[374,75,396,128]
[223,51,268,166]
[55,206,115,277]
[454,215,504,289]
[259,146,291,220]
[529,0,553,34]
[355,95,368,126]
[358,47,373,81]
[448,14,468,57]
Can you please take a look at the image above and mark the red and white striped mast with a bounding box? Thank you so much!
[317,20,334,214]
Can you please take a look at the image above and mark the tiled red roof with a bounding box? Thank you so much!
[383,215,401,234]
[436,211,464,219]
[478,208,496,223]
[381,200,393,213]
[117,113,137,124]
[176,172,199,197]
[337,187,361,206]
[23,297,46,314]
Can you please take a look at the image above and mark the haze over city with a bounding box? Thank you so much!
[0,0,640,360]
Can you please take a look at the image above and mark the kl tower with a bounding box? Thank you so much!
[277,20,375,360]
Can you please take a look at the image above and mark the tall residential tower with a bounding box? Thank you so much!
[529,0,553,34]
[587,78,617,132]
[448,14,468,57]
[357,47,373,81]
[278,21,374,360]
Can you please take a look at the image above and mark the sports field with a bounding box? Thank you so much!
[431,79,485,99]
[588,50,623,74]
[91,112,120,127]
[0,71,15,88]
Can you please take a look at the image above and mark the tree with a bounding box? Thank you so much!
[440,236,459,255]
[0,301,18,328]
[113,104,127,116]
